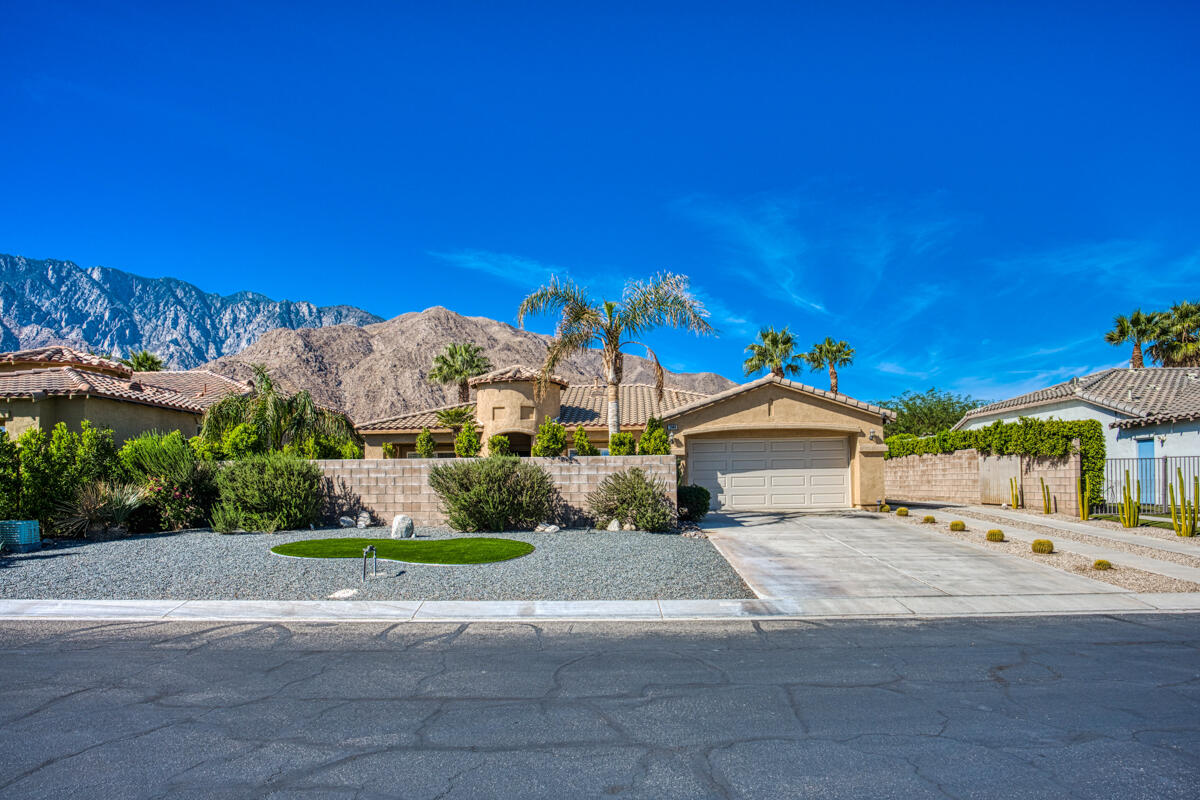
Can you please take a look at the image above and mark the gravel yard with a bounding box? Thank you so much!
[0,526,753,601]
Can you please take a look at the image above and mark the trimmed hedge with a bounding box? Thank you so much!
[885,417,1105,506]
[215,453,323,532]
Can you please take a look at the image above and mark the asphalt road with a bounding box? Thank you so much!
[1,615,1198,799]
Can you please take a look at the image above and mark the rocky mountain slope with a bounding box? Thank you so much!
[206,306,736,422]
[0,253,382,367]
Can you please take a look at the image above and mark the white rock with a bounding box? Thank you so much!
[356,511,372,529]
[542,524,560,533]
[534,524,546,532]
[391,514,415,539]
[338,516,356,528]
[328,588,358,600]
[622,522,636,531]
[606,518,621,532]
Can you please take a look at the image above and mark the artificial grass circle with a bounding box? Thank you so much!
[271,537,534,565]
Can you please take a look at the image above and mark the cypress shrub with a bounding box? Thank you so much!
[609,432,637,456]
[573,426,600,456]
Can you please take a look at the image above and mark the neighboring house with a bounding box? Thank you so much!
[952,367,1200,461]
[0,346,251,443]
[358,366,895,510]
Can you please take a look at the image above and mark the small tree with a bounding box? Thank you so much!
[222,423,263,459]
[487,434,511,456]
[17,428,54,524]
[415,428,437,458]
[455,421,481,458]
[637,417,671,455]
[381,442,397,459]
[0,432,19,519]
[609,432,636,456]
[573,426,600,456]
[531,420,568,457]
[805,337,855,394]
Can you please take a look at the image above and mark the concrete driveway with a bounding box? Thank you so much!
[702,511,1138,616]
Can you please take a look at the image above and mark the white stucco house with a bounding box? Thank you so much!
[952,367,1200,461]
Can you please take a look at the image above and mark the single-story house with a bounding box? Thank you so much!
[0,346,252,443]
[952,367,1200,461]
[358,366,894,511]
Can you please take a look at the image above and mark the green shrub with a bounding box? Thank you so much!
[210,502,244,534]
[189,435,224,461]
[573,426,600,456]
[285,432,362,460]
[588,468,675,532]
[609,432,637,456]
[17,428,55,525]
[986,529,1005,542]
[75,421,119,484]
[0,432,19,520]
[677,484,712,522]
[949,520,966,531]
[53,481,149,537]
[415,428,436,458]
[215,453,323,532]
[922,515,936,524]
[382,442,397,459]
[454,421,481,458]
[1031,539,1054,554]
[428,455,555,531]
[119,431,217,530]
[896,507,909,516]
[222,422,263,459]
[339,441,363,459]
[637,417,671,455]
[1093,558,1112,570]
[531,420,568,457]
[879,504,891,513]
[487,434,511,456]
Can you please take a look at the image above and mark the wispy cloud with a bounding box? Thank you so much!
[985,240,1200,296]
[877,361,934,380]
[429,249,567,287]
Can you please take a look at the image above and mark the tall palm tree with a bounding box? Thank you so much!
[428,343,493,403]
[200,364,358,451]
[120,349,164,371]
[518,273,715,440]
[1148,302,1200,367]
[804,338,855,395]
[743,326,802,378]
[1104,309,1160,369]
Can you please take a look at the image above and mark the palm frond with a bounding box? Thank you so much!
[517,276,594,328]
[619,272,714,338]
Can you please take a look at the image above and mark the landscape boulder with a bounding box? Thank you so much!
[391,514,415,539]
[338,516,356,528]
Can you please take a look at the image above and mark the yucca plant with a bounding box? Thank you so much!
[1168,468,1198,537]
[1118,469,1141,528]
[53,481,150,537]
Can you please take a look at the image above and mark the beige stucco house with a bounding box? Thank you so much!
[0,347,251,443]
[358,366,894,511]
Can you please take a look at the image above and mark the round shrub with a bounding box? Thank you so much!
[573,426,600,456]
[428,455,555,531]
[215,453,323,532]
[879,504,891,513]
[922,515,936,524]
[608,432,637,456]
[896,507,909,516]
[1031,539,1054,554]
[1093,559,1113,570]
[454,422,481,458]
[949,520,966,531]
[588,467,675,532]
[678,484,712,522]
[531,420,568,457]
[986,529,1005,542]
[487,434,511,456]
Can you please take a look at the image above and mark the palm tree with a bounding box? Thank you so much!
[120,349,164,371]
[434,406,475,431]
[518,273,715,440]
[428,343,493,403]
[804,338,855,394]
[743,326,802,378]
[1148,302,1200,367]
[1104,309,1160,369]
[200,364,358,451]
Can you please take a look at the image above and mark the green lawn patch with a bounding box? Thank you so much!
[271,537,534,564]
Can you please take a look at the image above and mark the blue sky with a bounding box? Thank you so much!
[3,1,1198,403]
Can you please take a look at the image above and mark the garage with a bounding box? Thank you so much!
[689,437,851,510]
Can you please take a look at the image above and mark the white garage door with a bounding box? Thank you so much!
[689,437,850,510]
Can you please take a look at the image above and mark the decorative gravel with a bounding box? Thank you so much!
[0,526,753,601]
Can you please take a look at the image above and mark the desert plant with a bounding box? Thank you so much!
[1040,478,1052,514]
[1093,559,1113,570]
[0,432,19,520]
[986,529,1005,542]
[531,420,568,457]
[573,426,600,456]
[1118,469,1141,528]
[487,434,511,456]
[1031,539,1054,554]
[454,421,481,458]
[609,432,637,456]
[949,520,966,531]
[381,442,397,459]
[120,349,165,371]
[1168,467,1198,537]
[743,326,803,378]
[588,467,675,532]
[1078,475,1093,521]
[415,428,437,458]
[53,481,149,537]
[222,422,263,459]
[428,456,555,531]
[1147,301,1200,367]
[879,503,891,513]
[1009,476,1022,509]
[637,417,671,455]
[896,507,909,516]
[434,406,475,431]
[922,515,936,524]
[215,453,323,532]
[209,502,244,534]
[804,337,855,394]
[677,484,712,522]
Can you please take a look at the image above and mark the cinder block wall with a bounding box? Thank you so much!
[315,456,678,527]
[884,449,983,504]
[1020,452,1082,517]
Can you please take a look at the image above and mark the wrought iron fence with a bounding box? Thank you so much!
[1100,456,1200,515]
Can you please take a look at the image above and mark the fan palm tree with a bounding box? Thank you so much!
[200,364,357,451]
[428,343,493,403]
[1104,309,1160,369]
[518,273,715,440]
[120,349,164,371]
[743,326,802,378]
[1147,302,1200,367]
[434,406,475,431]
[804,338,855,394]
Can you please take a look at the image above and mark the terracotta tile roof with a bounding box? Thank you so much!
[0,346,131,377]
[135,370,253,409]
[0,367,205,413]
[558,384,709,427]
[953,367,1200,430]
[358,402,475,432]
[661,375,897,422]
[468,365,570,387]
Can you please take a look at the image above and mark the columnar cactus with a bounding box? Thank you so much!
[1077,475,1092,521]
[1168,468,1198,537]
[1040,478,1052,515]
[1118,469,1141,528]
